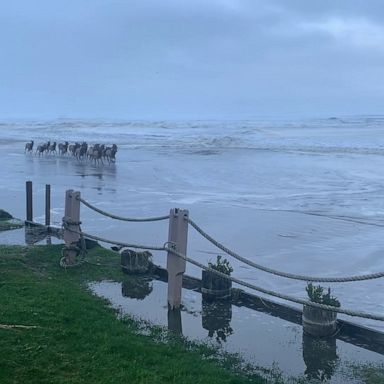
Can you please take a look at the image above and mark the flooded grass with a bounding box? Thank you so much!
[89,277,384,383]
[345,362,384,384]
[0,243,270,384]
[1,241,384,383]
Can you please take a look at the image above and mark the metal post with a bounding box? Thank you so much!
[26,181,33,222]
[167,208,189,309]
[63,190,81,265]
[45,184,51,226]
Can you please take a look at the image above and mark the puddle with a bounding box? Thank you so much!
[0,226,62,245]
[89,277,384,383]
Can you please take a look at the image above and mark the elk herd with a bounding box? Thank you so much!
[24,140,118,164]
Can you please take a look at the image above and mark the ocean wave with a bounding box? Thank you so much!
[3,117,384,157]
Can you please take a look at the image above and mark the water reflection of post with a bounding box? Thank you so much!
[202,299,233,343]
[302,333,339,382]
[25,226,47,245]
[167,308,183,336]
[121,277,153,301]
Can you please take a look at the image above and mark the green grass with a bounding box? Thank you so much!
[345,362,384,384]
[0,244,267,384]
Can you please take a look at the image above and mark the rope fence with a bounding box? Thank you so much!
[62,220,384,322]
[64,225,166,252]
[79,195,384,283]
[167,247,384,322]
[60,194,384,322]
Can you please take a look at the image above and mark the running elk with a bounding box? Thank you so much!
[25,140,34,153]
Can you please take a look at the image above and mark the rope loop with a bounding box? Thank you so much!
[65,219,82,226]
[60,242,86,268]
[62,217,82,229]
[163,241,176,250]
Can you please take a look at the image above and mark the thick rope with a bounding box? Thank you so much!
[187,217,384,283]
[165,246,384,322]
[65,226,165,251]
[63,223,384,321]
[78,196,170,222]
[75,196,384,282]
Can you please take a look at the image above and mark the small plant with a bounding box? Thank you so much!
[208,255,233,276]
[306,283,341,308]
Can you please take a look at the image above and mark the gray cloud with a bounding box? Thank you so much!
[0,0,383,119]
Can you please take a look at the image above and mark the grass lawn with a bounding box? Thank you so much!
[0,243,268,384]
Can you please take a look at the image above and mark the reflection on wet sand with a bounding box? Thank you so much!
[168,308,183,336]
[25,226,49,245]
[75,162,117,194]
[74,161,117,179]
[121,277,153,300]
[24,224,62,246]
[202,299,233,343]
[87,277,384,382]
[24,154,117,193]
[302,334,339,382]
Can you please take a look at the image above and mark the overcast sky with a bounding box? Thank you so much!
[1,0,383,120]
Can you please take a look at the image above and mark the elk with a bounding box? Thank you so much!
[35,141,50,156]
[104,144,118,163]
[48,141,57,154]
[90,144,105,165]
[25,140,34,153]
[75,142,88,161]
[58,141,69,155]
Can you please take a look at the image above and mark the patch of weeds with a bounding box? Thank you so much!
[208,255,233,275]
[343,362,384,384]
[306,283,340,307]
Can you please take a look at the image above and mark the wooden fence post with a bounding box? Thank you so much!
[167,208,189,309]
[63,190,81,265]
[167,308,183,335]
[45,184,51,226]
[26,181,33,222]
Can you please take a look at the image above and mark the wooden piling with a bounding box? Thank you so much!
[302,305,338,337]
[45,184,51,226]
[63,190,81,265]
[167,308,183,335]
[26,181,33,222]
[167,208,189,309]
